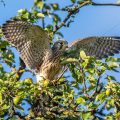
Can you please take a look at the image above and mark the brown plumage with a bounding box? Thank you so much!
[2,19,120,82]
[67,37,120,59]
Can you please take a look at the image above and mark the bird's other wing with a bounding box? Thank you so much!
[2,19,52,70]
[66,36,120,59]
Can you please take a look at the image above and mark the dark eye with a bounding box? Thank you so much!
[57,42,63,47]
[58,42,63,49]
[59,42,63,45]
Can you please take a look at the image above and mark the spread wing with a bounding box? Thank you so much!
[2,19,52,70]
[66,36,120,59]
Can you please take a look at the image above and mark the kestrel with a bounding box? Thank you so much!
[2,19,120,82]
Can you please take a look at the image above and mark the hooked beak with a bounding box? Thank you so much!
[64,41,68,49]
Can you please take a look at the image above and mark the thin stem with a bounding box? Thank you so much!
[57,67,68,81]
[53,0,90,34]
[92,71,103,97]
[78,59,89,97]
[81,66,87,95]
[42,9,45,29]
[95,74,101,93]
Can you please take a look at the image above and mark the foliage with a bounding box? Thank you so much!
[0,0,120,119]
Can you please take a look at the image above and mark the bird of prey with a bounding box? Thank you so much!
[2,19,120,82]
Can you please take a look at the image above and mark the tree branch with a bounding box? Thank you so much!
[91,2,120,6]
[94,74,102,95]
[56,66,68,81]
[91,71,103,98]
[53,0,120,34]
[53,0,90,34]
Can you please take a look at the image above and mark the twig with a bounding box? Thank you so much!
[41,8,45,29]
[57,66,68,81]
[80,66,88,95]
[95,74,102,93]
[53,0,90,34]
[78,59,89,97]
[91,71,103,97]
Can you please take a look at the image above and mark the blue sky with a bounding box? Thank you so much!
[0,0,120,81]
[1,0,120,40]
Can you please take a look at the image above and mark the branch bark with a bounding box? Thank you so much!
[91,2,120,6]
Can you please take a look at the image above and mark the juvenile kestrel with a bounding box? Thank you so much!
[2,19,120,82]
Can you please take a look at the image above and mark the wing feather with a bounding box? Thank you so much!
[2,19,52,70]
[67,36,120,59]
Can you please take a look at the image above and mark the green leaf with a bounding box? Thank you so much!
[106,76,116,81]
[22,12,30,19]
[61,58,78,64]
[108,62,119,68]
[106,57,119,62]
[3,104,10,109]
[105,116,113,120]
[80,51,90,60]
[36,1,44,9]
[108,99,114,106]
[106,89,111,96]
[51,3,59,10]
[37,13,45,18]
[76,97,85,104]
[0,40,9,49]
[13,96,21,105]
[71,0,76,3]
[101,66,107,72]
[96,92,106,102]
[0,93,2,104]
[45,25,53,31]
[18,9,27,14]
[53,14,61,24]
[55,32,63,38]
[82,112,92,120]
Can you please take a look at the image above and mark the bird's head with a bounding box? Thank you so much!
[52,40,68,53]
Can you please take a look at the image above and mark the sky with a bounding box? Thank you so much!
[0,0,120,81]
[1,0,120,38]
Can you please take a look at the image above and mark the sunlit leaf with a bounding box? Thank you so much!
[36,1,44,9]
[37,13,45,18]
[76,97,85,104]
[13,96,21,105]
